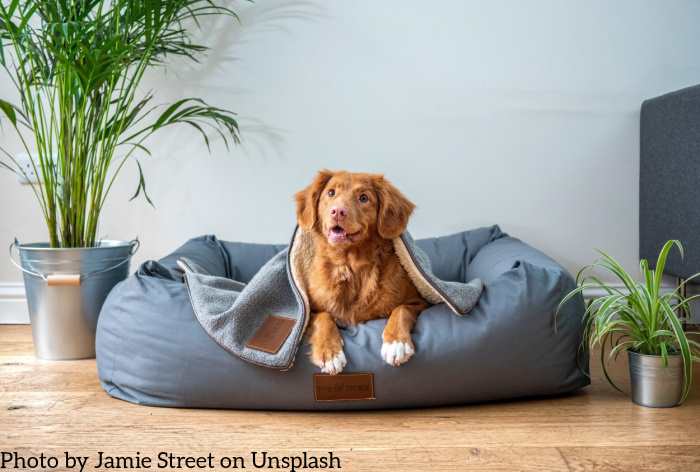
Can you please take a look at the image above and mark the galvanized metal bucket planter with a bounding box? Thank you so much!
[628,350,683,408]
[10,239,138,360]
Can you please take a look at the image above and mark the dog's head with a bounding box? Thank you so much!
[295,170,415,246]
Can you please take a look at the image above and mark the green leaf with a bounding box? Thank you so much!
[660,299,693,403]
[122,142,152,156]
[6,0,19,17]
[0,98,17,127]
[152,98,195,129]
[601,333,625,395]
[654,240,683,295]
[660,342,669,367]
[129,159,153,207]
[0,158,16,173]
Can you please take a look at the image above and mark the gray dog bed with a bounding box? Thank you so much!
[96,225,588,410]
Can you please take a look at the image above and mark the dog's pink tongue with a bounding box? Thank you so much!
[328,228,347,244]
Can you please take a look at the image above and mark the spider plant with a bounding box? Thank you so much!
[0,0,240,248]
[557,240,700,404]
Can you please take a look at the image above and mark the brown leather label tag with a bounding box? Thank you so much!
[314,373,375,401]
[245,315,296,354]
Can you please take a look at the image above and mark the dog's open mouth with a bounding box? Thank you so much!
[328,225,359,244]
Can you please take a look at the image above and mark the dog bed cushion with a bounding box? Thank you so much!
[182,227,484,370]
[96,225,589,410]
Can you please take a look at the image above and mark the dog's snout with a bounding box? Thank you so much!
[330,206,348,221]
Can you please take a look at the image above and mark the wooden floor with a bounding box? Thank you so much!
[2,325,700,472]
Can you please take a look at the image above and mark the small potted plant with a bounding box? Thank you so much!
[0,0,240,359]
[558,240,700,407]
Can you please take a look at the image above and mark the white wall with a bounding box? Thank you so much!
[2,0,700,292]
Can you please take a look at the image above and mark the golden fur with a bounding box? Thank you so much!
[295,170,428,374]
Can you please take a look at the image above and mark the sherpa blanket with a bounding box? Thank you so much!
[180,226,483,370]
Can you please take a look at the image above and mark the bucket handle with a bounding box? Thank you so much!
[9,238,140,283]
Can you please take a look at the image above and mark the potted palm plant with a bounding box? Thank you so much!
[558,240,700,407]
[0,0,240,359]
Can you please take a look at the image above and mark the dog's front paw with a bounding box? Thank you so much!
[381,340,415,367]
[311,347,347,375]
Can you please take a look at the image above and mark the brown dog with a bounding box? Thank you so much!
[295,170,428,374]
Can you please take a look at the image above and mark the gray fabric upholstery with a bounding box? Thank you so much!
[96,226,589,410]
[640,84,700,277]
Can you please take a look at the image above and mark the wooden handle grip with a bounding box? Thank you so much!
[47,274,81,286]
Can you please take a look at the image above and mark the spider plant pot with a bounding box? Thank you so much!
[10,239,138,360]
[628,350,683,408]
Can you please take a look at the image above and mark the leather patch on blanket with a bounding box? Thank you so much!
[313,373,375,401]
[245,315,296,354]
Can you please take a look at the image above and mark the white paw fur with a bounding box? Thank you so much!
[314,350,347,375]
[381,341,415,367]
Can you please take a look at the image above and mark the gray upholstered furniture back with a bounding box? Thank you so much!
[640,84,700,277]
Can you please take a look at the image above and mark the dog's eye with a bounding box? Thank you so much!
[327,189,335,197]
[359,193,369,203]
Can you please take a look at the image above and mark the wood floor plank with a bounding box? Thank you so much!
[1,325,699,471]
[559,446,700,472]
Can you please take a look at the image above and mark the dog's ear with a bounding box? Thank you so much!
[295,170,333,230]
[374,176,415,239]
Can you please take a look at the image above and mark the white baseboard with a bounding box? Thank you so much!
[0,283,29,324]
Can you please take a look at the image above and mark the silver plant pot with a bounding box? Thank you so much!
[628,350,683,408]
[10,239,138,360]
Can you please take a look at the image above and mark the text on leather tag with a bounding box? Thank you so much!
[314,373,375,401]
[245,315,296,354]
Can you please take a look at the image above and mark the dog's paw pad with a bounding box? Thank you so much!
[317,351,347,375]
[381,341,414,366]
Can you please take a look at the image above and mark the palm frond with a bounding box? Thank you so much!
[0,0,240,247]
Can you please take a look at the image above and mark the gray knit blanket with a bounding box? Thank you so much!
[181,227,483,370]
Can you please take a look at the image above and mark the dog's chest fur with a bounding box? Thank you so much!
[306,239,419,326]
